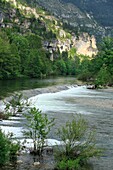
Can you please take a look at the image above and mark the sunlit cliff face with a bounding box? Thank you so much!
[75,34,98,57]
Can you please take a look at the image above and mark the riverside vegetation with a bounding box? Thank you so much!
[0,93,102,169]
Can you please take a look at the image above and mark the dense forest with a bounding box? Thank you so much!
[0,28,77,79]
[1,28,113,87]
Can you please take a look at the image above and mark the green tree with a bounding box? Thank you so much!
[77,55,91,81]
[11,34,29,75]
[91,37,113,85]
[95,66,111,87]
[55,59,67,75]
[26,33,42,49]
[27,49,43,77]
[0,31,20,79]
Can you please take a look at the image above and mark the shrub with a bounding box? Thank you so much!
[56,158,80,170]
[94,66,111,87]
[4,93,29,116]
[23,107,54,155]
[0,129,20,165]
[54,115,102,170]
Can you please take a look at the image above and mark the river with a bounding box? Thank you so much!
[0,77,113,170]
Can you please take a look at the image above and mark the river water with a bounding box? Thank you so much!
[0,77,113,170]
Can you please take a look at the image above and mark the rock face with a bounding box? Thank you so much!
[74,34,97,57]
[36,0,106,39]
[62,0,113,27]
[36,0,113,38]
[44,33,97,58]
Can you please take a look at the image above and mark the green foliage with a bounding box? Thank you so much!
[68,47,77,58]
[0,129,20,165]
[55,59,67,75]
[0,28,53,79]
[77,56,91,81]
[4,93,28,116]
[94,66,111,87]
[23,107,54,155]
[56,158,80,170]
[76,37,113,86]
[25,34,42,49]
[54,115,101,170]
[11,34,29,75]
[0,129,10,165]
[90,37,113,86]
[0,31,20,79]
[9,142,20,160]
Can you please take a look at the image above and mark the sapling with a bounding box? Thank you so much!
[23,107,54,155]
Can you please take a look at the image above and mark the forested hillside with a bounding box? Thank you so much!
[0,0,97,79]
[0,0,113,87]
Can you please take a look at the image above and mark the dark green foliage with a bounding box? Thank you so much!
[76,55,91,81]
[54,115,102,170]
[25,34,42,49]
[55,59,67,75]
[0,31,20,79]
[0,29,52,79]
[0,129,20,165]
[0,27,78,79]
[90,37,113,86]
[0,129,10,165]
[94,66,111,87]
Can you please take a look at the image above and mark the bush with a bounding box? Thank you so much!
[94,66,111,87]
[0,129,20,165]
[23,107,54,155]
[55,158,80,170]
[4,93,29,117]
[54,115,102,170]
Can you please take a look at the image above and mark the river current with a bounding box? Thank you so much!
[29,85,113,170]
[0,78,113,170]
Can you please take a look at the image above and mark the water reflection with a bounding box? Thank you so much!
[0,77,78,98]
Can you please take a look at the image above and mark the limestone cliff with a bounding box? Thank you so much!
[73,34,97,57]
[44,33,97,59]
